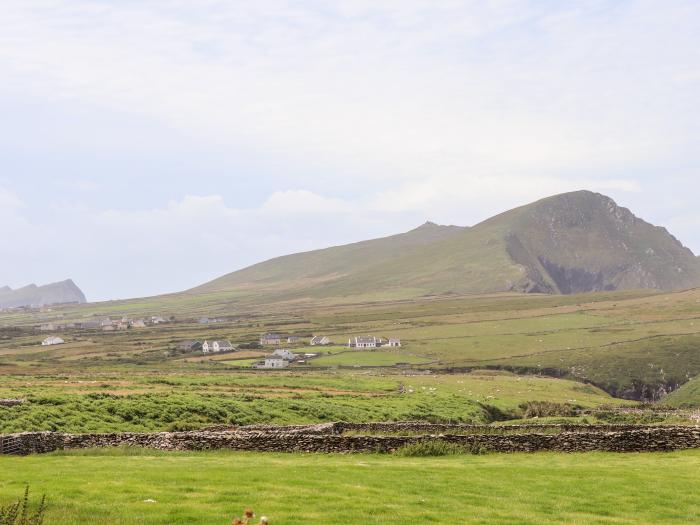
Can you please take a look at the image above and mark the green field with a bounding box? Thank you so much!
[3,288,700,404]
[310,350,431,367]
[2,449,699,524]
[0,371,628,433]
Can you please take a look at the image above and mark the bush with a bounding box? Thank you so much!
[394,440,487,457]
[0,487,46,525]
[519,401,581,418]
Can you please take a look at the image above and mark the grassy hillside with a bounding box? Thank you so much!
[187,190,700,304]
[664,374,700,407]
[3,287,700,403]
[2,449,699,524]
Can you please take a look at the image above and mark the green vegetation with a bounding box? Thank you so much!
[0,486,46,525]
[393,440,487,456]
[665,375,700,407]
[310,350,430,367]
[1,449,699,524]
[4,286,700,404]
[0,371,625,433]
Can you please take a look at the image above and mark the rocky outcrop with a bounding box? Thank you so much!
[0,280,86,308]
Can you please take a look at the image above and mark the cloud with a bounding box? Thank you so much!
[1,1,697,186]
[0,2,699,298]
[0,186,23,209]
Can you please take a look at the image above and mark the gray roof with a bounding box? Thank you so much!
[354,336,377,344]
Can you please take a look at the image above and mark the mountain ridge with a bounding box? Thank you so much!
[191,190,700,302]
[0,279,87,309]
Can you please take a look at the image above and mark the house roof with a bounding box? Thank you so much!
[388,338,401,342]
[354,336,377,344]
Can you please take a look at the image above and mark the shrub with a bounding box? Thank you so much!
[0,487,46,525]
[519,401,581,418]
[394,440,487,457]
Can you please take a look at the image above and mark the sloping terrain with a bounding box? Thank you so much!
[191,191,700,302]
[0,279,86,308]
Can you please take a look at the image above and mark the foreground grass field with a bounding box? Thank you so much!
[1,449,699,524]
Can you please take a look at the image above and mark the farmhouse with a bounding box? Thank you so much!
[42,336,65,346]
[271,348,297,361]
[202,340,233,353]
[131,319,146,328]
[254,356,290,369]
[151,316,167,324]
[348,336,378,348]
[386,338,402,347]
[260,333,284,345]
[178,340,203,351]
[310,335,331,346]
[287,336,300,343]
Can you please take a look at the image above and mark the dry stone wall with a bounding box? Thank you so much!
[2,423,700,456]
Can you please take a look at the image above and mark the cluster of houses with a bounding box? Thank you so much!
[40,316,169,333]
[260,333,331,346]
[177,340,234,353]
[348,336,401,348]
[100,316,168,331]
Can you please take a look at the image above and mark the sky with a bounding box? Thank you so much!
[1,0,699,301]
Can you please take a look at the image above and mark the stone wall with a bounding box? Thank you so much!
[2,424,700,456]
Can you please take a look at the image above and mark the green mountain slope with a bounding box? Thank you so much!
[191,191,700,302]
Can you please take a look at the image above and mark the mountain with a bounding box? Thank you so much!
[191,191,700,302]
[0,280,87,309]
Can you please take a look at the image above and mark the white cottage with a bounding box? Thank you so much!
[348,336,378,348]
[42,336,65,346]
[271,348,296,361]
[202,340,233,353]
[262,356,289,369]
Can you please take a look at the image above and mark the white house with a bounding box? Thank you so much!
[260,356,290,369]
[310,336,331,346]
[271,348,296,361]
[42,336,65,346]
[202,340,233,353]
[386,338,402,347]
[131,319,146,328]
[348,336,378,348]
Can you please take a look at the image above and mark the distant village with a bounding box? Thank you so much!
[37,318,402,370]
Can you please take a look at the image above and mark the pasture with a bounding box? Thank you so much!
[1,448,698,524]
[0,371,626,433]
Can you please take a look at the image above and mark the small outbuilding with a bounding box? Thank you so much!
[42,336,65,346]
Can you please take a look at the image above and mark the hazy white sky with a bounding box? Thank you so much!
[1,0,699,301]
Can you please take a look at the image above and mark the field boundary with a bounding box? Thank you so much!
[2,422,700,455]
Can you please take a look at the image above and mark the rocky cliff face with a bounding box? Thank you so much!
[498,191,700,294]
[0,279,86,308]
